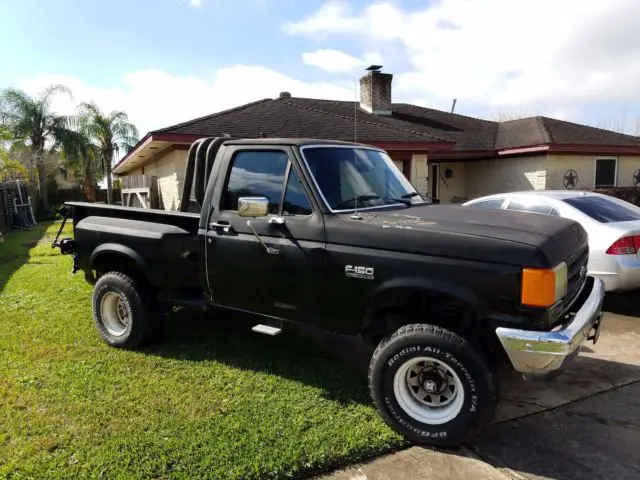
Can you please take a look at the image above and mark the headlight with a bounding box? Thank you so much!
[521,261,568,308]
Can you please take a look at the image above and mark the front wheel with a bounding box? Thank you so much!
[368,324,498,447]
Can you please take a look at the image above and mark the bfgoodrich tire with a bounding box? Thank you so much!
[92,271,156,349]
[368,324,498,448]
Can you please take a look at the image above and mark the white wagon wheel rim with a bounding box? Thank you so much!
[100,292,130,337]
[393,356,465,425]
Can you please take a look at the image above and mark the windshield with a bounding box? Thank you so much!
[563,195,640,223]
[301,146,427,211]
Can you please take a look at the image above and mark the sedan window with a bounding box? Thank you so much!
[467,199,504,210]
[506,199,554,215]
[563,196,640,223]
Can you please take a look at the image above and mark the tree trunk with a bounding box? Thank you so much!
[105,153,113,204]
[35,146,48,212]
[83,161,96,202]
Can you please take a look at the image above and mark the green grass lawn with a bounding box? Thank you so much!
[0,222,404,479]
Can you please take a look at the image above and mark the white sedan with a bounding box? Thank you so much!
[463,190,640,292]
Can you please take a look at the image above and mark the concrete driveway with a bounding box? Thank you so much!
[312,294,640,480]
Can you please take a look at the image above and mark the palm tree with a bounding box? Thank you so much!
[0,124,10,163]
[0,85,77,211]
[76,102,138,204]
[60,130,102,202]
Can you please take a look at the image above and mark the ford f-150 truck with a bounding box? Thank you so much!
[53,136,605,447]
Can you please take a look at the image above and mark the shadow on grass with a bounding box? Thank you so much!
[0,222,52,294]
[145,307,375,407]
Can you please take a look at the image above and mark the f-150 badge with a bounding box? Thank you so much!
[345,265,374,280]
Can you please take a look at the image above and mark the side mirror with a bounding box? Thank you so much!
[238,196,269,217]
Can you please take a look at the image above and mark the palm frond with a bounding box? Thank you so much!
[39,84,72,106]
[76,101,102,119]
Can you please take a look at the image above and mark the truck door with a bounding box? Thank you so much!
[204,145,326,323]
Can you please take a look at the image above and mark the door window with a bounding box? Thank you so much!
[282,169,313,216]
[222,150,289,213]
[222,149,313,216]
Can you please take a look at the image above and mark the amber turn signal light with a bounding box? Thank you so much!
[521,262,568,308]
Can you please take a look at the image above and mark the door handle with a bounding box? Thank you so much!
[209,221,233,233]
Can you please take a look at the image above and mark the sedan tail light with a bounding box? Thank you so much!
[606,235,640,255]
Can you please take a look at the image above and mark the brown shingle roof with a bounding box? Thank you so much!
[540,117,640,146]
[151,96,640,152]
[152,97,451,143]
[495,116,640,149]
[495,117,550,149]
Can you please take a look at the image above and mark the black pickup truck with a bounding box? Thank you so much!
[53,136,605,447]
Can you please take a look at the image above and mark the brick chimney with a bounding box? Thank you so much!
[359,65,393,115]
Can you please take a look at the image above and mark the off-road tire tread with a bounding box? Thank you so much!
[368,323,499,447]
[92,271,158,349]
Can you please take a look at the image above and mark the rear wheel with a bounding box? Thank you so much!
[368,324,498,447]
[92,271,158,349]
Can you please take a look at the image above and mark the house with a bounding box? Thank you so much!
[113,67,640,210]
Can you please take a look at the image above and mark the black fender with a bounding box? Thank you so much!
[361,276,487,331]
[90,243,148,278]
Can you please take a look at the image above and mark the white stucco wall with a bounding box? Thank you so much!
[546,154,640,189]
[464,155,548,200]
[128,149,188,210]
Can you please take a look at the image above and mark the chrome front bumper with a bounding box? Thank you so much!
[495,276,605,375]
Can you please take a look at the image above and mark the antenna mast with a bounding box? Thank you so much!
[351,81,362,220]
[354,82,357,143]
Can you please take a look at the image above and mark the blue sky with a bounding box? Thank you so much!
[1,0,309,84]
[2,0,640,136]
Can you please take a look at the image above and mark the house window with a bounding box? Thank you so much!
[595,158,617,188]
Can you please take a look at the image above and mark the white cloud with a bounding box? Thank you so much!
[284,0,640,112]
[19,65,355,137]
[185,0,205,7]
[283,2,367,37]
[301,49,382,73]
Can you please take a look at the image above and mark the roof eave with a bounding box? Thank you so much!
[497,145,549,155]
[547,144,640,155]
[113,133,201,174]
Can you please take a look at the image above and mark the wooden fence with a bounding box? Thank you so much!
[0,181,37,233]
[0,184,127,233]
[47,187,122,207]
[0,186,11,233]
[120,174,160,209]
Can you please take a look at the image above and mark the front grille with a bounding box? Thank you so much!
[564,246,588,310]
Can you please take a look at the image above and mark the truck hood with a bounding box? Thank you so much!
[326,204,587,268]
